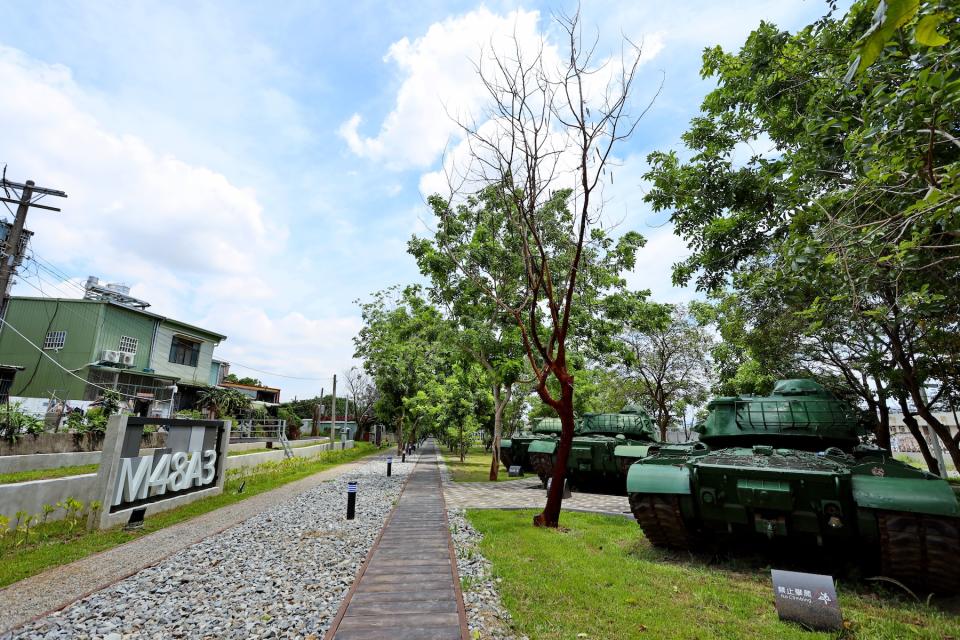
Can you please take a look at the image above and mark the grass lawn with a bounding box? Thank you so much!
[0,442,377,588]
[443,445,513,483]
[0,464,100,484]
[468,509,960,640]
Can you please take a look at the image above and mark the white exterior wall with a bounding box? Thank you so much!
[148,323,219,385]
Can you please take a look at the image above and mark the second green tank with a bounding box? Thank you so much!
[528,405,659,492]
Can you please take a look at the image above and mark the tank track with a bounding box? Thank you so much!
[499,450,513,471]
[629,493,695,550]
[529,452,553,488]
[876,511,960,593]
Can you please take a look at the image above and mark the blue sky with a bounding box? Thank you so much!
[0,1,835,399]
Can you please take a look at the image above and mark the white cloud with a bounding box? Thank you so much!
[340,7,544,169]
[0,46,278,280]
[340,8,665,173]
[0,45,358,397]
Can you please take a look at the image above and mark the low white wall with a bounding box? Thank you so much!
[0,438,333,474]
[0,474,99,523]
[0,451,102,474]
[0,439,355,524]
[226,440,354,470]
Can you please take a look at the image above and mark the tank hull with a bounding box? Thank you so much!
[499,433,556,473]
[627,444,960,592]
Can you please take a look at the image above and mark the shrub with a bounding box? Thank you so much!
[0,402,45,440]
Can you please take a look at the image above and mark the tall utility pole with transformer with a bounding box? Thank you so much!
[0,171,68,326]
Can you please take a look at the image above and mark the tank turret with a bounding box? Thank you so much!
[532,417,562,435]
[695,379,864,450]
[580,405,658,440]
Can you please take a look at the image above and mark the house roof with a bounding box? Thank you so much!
[220,381,281,393]
[11,296,227,341]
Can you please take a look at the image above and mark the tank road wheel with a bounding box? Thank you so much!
[629,493,694,550]
[529,453,553,488]
[876,511,960,593]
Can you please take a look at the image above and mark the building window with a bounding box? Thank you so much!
[169,336,201,367]
[118,335,139,355]
[43,330,66,350]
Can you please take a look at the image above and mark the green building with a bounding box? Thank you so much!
[0,297,226,417]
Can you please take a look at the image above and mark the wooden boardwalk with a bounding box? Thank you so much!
[326,440,469,640]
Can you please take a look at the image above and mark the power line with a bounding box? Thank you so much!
[25,246,88,295]
[228,360,334,382]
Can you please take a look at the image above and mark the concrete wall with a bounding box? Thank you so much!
[0,451,102,474]
[0,431,166,456]
[0,474,99,523]
[226,440,354,470]
[0,438,332,473]
[0,438,353,525]
[147,322,219,385]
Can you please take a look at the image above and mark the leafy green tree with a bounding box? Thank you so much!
[198,387,251,419]
[644,0,960,470]
[411,186,531,479]
[606,300,713,440]
[353,286,457,451]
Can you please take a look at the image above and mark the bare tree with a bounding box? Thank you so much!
[344,366,379,440]
[437,10,659,527]
[621,304,713,440]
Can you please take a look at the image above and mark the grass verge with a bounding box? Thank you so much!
[0,464,100,485]
[442,445,514,483]
[467,509,960,640]
[0,442,376,588]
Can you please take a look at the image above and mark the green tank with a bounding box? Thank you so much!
[499,417,563,473]
[528,405,659,492]
[626,379,960,592]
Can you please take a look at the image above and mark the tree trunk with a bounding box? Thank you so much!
[534,372,574,528]
[489,383,511,481]
[397,407,404,455]
[658,415,669,442]
[874,381,891,453]
[895,392,939,473]
[886,327,960,471]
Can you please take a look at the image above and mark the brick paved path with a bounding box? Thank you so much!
[442,469,632,517]
[326,440,469,640]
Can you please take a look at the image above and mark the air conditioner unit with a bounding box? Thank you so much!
[119,352,136,366]
[100,350,120,363]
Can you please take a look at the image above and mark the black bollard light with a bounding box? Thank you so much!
[402,451,406,463]
[346,481,357,520]
[387,456,393,477]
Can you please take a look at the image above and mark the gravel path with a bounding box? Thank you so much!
[4,457,412,640]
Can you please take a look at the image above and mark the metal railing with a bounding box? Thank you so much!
[231,419,292,457]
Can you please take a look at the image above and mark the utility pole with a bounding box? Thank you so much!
[313,386,324,437]
[330,374,337,444]
[0,174,68,326]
